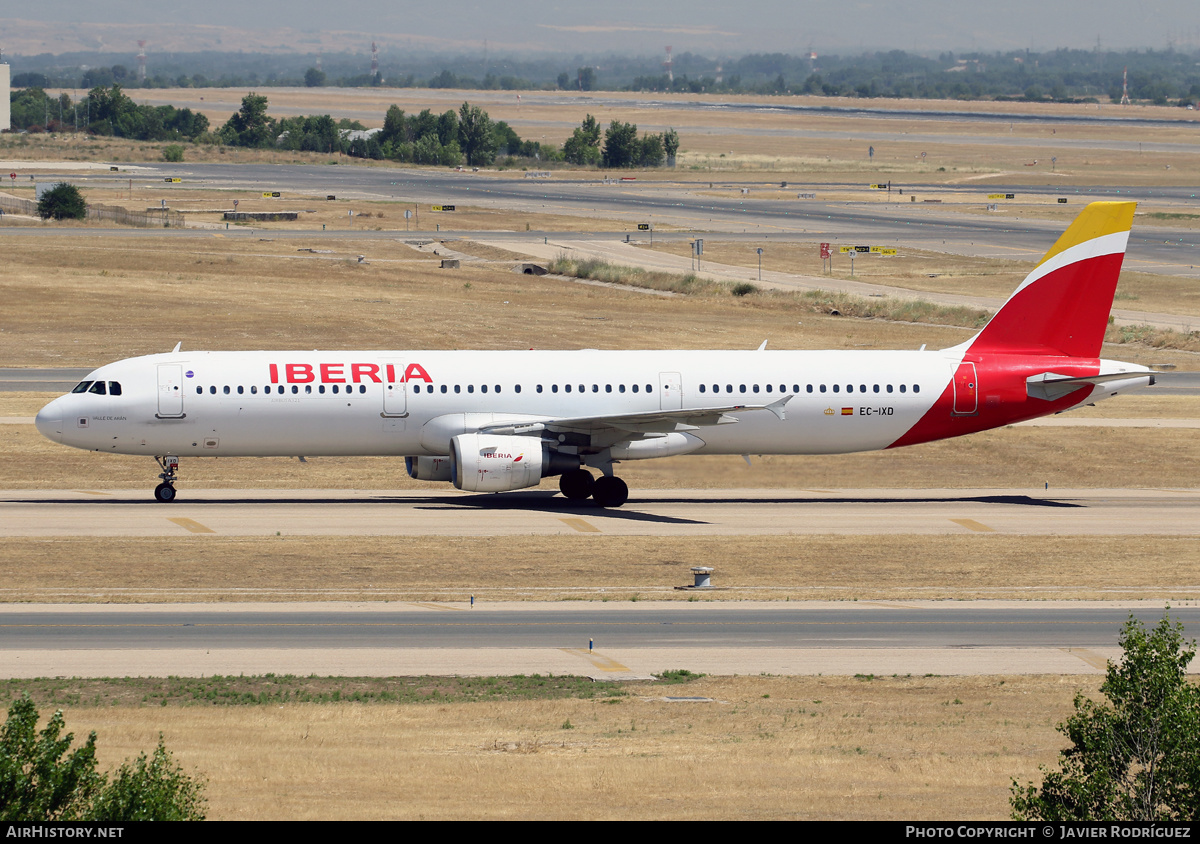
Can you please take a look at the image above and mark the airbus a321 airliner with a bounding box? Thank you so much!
[36,201,1157,508]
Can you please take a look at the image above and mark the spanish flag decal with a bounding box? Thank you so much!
[841,407,853,416]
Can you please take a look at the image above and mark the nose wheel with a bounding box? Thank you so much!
[153,455,179,503]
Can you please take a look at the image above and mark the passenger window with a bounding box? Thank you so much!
[536,385,543,393]
[223,386,230,395]
[632,384,639,393]
[792,385,800,393]
[820,385,827,393]
[196,387,203,395]
[699,384,706,393]
[251,386,258,395]
[619,385,625,393]
[592,385,598,393]
[806,385,813,393]
[495,385,501,394]
[318,385,326,394]
[913,384,920,394]
[468,385,475,394]
[109,382,122,396]
[291,385,299,394]
[237,385,244,395]
[481,385,488,394]
[89,381,107,395]
[873,385,880,393]
[514,385,521,394]
[454,385,461,394]
[860,385,866,393]
[726,385,733,393]
[753,385,760,393]
[605,385,612,393]
[899,384,907,393]
[277,386,284,394]
[210,386,217,395]
[305,385,312,394]
[646,385,652,392]
[887,385,893,393]
[565,384,571,393]
[552,385,558,393]
[72,381,93,394]
[739,385,746,393]
[580,385,586,393]
[332,385,339,394]
[765,384,772,393]
[442,385,448,393]
[833,385,840,393]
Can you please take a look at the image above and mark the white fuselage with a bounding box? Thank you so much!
[37,349,967,458]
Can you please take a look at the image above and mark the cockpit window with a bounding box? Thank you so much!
[71,381,93,394]
[87,381,107,396]
[108,382,122,396]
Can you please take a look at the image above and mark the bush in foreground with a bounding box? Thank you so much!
[1011,613,1200,821]
[0,695,205,821]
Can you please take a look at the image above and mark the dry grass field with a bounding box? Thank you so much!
[11,674,1095,820]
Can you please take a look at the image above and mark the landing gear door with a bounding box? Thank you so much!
[952,361,978,416]
[157,364,184,418]
[659,372,683,410]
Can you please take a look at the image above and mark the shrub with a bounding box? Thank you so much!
[36,183,87,220]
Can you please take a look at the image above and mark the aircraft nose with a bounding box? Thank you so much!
[35,400,63,443]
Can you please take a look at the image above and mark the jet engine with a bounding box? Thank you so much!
[405,455,453,482]
[450,433,545,492]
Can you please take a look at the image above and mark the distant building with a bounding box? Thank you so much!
[0,64,10,132]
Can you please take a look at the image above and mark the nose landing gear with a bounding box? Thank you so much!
[153,455,179,503]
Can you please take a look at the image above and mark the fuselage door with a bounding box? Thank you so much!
[156,364,184,418]
[383,381,408,417]
[952,361,979,415]
[659,372,683,410]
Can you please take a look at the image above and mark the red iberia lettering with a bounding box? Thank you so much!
[403,363,432,383]
[351,363,382,383]
[269,363,279,384]
[286,363,315,383]
[386,364,396,383]
[320,363,345,383]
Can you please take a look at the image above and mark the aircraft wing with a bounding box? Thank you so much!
[478,395,793,437]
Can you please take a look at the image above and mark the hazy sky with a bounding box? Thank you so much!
[5,1,1198,55]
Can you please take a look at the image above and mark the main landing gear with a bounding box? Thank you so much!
[558,469,629,508]
[153,455,179,503]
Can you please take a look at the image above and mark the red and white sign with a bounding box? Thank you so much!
[820,242,831,259]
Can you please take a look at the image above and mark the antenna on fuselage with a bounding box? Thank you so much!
[171,342,182,353]
[757,339,768,351]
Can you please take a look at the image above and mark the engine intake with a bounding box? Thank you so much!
[450,434,545,492]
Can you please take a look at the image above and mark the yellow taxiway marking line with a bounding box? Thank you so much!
[950,518,995,533]
[560,518,601,533]
[408,602,466,611]
[75,490,111,496]
[1063,648,1109,671]
[167,517,215,534]
[561,648,632,672]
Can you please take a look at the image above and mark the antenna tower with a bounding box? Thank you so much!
[137,40,147,82]
[663,46,673,83]
[371,42,379,77]
[316,51,322,72]
[1120,66,1130,104]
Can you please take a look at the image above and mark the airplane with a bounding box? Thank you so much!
[35,201,1158,508]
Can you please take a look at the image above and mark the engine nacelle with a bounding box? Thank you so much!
[405,455,453,482]
[451,434,545,492]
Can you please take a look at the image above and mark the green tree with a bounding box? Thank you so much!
[0,697,102,820]
[1012,613,1200,821]
[563,114,602,165]
[162,145,184,163]
[457,102,498,167]
[0,696,205,821]
[221,93,275,148]
[602,120,640,168]
[662,128,680,166]
[36,183,87,220]
[304,67,327,88]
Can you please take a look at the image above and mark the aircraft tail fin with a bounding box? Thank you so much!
[966,201,1135,358]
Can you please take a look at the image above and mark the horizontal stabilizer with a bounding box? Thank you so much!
[1026,370,1153,402]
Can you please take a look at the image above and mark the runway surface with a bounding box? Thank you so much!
[1,601,1196,679]
[2,488,1198,537]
